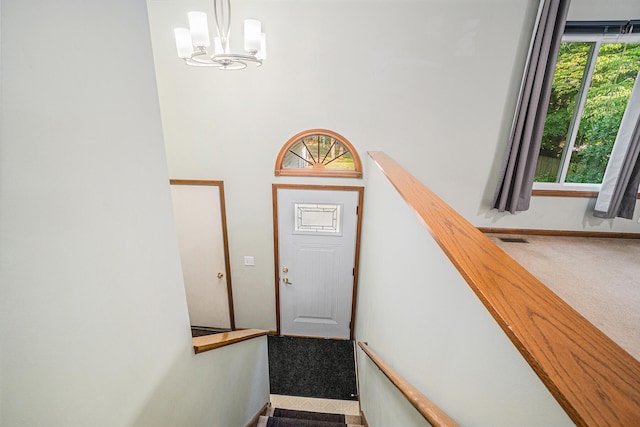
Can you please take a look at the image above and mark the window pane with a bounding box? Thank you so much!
[282,135,356,170]
[294,203,342,234]
[535,42,593,182]
[566,43,640,183]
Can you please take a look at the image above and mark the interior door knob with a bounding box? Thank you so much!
[217,272,224,279]
[282,277,292,284]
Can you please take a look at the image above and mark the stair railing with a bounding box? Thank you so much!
[192,329,270,354]
[367,151,640,426]
[358,342,460,427]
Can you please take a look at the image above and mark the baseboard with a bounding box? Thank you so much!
[360,410,369,427]
[478,227,640,239]
[276,333,351,340]
[245,402,270,427]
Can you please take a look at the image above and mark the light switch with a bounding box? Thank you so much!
[244,256,255,266]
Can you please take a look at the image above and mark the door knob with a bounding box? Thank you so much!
[217,272,224,279]
[282,277,292,284]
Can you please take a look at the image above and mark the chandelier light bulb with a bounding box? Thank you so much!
[174,28,194,58]
[244,19,262,53]
[188,11,210,47]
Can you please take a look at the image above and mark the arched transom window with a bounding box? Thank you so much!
[275,129,362,178]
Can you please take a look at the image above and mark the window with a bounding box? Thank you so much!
[534,21,640,190]
[275,129,362,178]
[294,203,342,235]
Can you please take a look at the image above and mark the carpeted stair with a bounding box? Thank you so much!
[257,408,363,427]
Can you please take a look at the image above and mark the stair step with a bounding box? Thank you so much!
[258,415,363,427]
[267,407,361,424]
[273,408,346,422]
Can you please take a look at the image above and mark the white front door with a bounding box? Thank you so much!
[277,187,360,339]
[170,182,232,329]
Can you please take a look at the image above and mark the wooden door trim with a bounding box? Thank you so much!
[170,179,235,330]
[271,184,281,335]
[350,188,365,340]
[272,184,365,339]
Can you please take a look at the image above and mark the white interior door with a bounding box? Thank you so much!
[170,183,231,329]
[277,188,360,339]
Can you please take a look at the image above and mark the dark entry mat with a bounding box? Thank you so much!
[268,335,358,401]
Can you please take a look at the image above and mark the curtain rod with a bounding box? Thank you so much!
[565,20,639,35]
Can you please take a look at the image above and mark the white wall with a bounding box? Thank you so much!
[0,0,3,421]
[148,0,540,331]
[355,160,574,426]
[148,0,640,328]
[0,0,268,425]
[567,0,640,20]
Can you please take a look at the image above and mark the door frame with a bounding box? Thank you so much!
[170,179,235,330]
[272,184,364,339]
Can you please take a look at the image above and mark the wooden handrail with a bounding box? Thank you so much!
[369,151,640,426]
[358,342,460,427]
[192,329,270,354]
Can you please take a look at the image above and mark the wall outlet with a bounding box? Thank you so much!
[244,256,255,266]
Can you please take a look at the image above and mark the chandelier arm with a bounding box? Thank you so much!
[186,49,219,66]
[191,48,208,58]
[213,53,261,62]
[212,53,262,69]
[217,62,247,70]
[185,59,221,67]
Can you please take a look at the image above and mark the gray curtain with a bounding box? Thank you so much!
[593,76,640,219]
[492,0,571,213]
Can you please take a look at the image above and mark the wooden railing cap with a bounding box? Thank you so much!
[368,151,640,427]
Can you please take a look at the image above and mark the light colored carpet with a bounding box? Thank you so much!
[487,234,640,361]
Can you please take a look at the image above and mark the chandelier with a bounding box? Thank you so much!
[174,0,266,70]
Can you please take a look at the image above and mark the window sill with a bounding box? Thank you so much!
[275,169,363,178]
[532,189,599,198]
[532,189,640,199]
[192,328,271,354]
